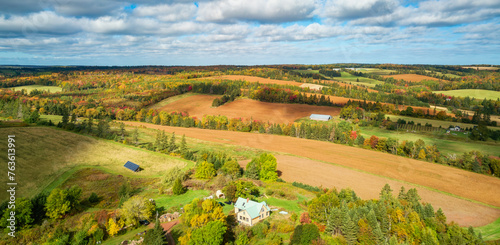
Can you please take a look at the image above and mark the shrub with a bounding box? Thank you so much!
[88,192,99,203]
[292,182,321,192]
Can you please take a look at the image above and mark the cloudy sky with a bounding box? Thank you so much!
[0,0,499,65]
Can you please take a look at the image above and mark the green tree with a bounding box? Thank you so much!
[244,158,260,180]
[179,134,187,154]
[235,231,250,245]
[132,128,139,146]
[195,161,216,179]
[144,216,166,245]
[0,198,33,230]
[259,153,278,182]
[25,110,40,123]
[290,224,320,245]
[173,178,186,195]
[45,188,71,219]
[66,185,82,209]
[221,160,241,179]
[168,132,177,152]
[120,196,155,226]
[189,220,227,245]
[30,192,47,224]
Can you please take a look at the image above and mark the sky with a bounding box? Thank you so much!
[0,0,499,66]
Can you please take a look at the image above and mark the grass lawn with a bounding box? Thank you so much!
[147,92,198,110]
[263,196,306,214]
[154,189,210,211]
[360,126,500,156]
[40,114,63,124]
[102,226,149,245]
[7,85,62,93]
[0,126,190,200]
[333,72,384,87]
[475,217,500,241]
[432,89,500,100]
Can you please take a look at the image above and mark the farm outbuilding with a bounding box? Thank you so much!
[310,114,332,121]
[124,161,140,172]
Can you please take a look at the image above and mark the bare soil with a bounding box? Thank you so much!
[157,94,341,124]
[124,122,500,227]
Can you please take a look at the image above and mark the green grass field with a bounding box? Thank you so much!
[360,126,500,156]
[387,115,500,130]
[153,189,210,211]
[8,85,62,93]
[40,114,63,124]
[432,89,500,100]
[334,72,384,87]
[475,217,500,241]
[0,127,190,200]
[357,68,396,75]
[147,92,197,110]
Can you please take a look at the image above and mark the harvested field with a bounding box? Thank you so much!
[204,75,303,86]
[384,74,444,82]
[463,66,499,70]
[157,94,341,123]
[272,154,500,227]
[124,122,500,225]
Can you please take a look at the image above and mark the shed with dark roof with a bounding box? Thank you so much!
[124,161,140,172]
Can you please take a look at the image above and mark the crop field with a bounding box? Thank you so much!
[124,122,500,221]
[157,94,341,124]
[334,72,384,87]
[383,74,444,82]
[0,127,189,200]
[357,68,396,75]
[6,85,62,93]
[387,114,500,130]
[432,89,500,100]
[204,75,303,86]
[462,66,499,70]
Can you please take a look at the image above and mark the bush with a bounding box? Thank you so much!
[88,192,99,203]
[173,178,186,195]
[292,182,321,192]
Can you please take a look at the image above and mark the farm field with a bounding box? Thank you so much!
[387,114,500,130]
[334,72,384,87]
[359,126,500,156]
[357,68,396,75]
[463,66,499,70]
[383,74,444,82]
[156,94,341,124]
[6,85,62,93]
[433,89,500,100]
[271,154,500,227]
[123,122,500,213]
[204,75,303,86]
[0,127,190,201]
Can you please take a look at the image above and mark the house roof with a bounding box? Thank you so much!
[124,161,140,172]
[309,114,332,120]
[234,197,270,219]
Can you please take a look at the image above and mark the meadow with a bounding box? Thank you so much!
[8,85,62,93]
[432,89,500,100]
[334,72,384,87]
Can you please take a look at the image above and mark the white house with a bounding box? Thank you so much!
[449,126,461,131]
[234,197,270,226]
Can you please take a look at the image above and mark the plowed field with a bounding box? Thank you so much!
[123,122,500,227]
[383,74,444,82]
[157,94,341,123]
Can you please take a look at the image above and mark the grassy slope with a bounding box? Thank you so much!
[0,127,190,200]
[433,89,500,100]
[334,72,384,87]
[387,115,500,130]
[476,217,500,241]
[360,126,500,156]
[147,93,197,110]
[8,85,62,93]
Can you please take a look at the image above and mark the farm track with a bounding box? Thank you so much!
[124,122,500,226]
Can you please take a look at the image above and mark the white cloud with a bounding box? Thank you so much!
[323,0,399,20]
[255,23,343,41]
[197,0,316,23]
[133,3,197,22]
[0,11,81,36]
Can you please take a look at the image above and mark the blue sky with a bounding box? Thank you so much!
[0,0,498,65]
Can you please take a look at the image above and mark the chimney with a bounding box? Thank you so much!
[247,198,249,203]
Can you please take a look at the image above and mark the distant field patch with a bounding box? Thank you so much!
[7,85,62,93]
[432,89,500,100]
[334,72,384,87]
[384,74,443,82]
[358,68,396,75]
[147,93,197,110]
[157,94,341,124]
[204,75,303,86]
[462,66,499,71]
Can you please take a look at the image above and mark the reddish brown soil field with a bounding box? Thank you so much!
[383,74,444,82]
[158,94,341,123]
[205,75,303,86]
[124,122,500,226]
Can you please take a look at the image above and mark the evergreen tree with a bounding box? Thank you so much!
[341,214,358,245]
[179,134,187,154]
[290,123,297,137]
[173,178,185,195]
[245,158,260,180]
[144,215,166,245]
[168,132,177,152]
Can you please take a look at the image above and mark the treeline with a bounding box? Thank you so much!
[306,185,484,244]
[251,86,337,106]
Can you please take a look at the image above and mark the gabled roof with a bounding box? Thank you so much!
[234,197,270,219]
[124,161,140,172]
[310,114,332,120]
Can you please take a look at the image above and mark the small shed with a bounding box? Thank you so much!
[310,114,332,121]
[216,190,225,199]
[124,161,140,172]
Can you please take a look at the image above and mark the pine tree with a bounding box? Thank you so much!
[144,215,166,245]
[179,134,187,154]
[173,178,185,195]
[341,214,358,245]
[168,132,177,152]
[290,123,297,137]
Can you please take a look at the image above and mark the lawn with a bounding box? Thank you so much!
[153,189,210,211]
[475,217,500,241]
[0,127,190,200]
[333,72,384,87]
[7,85,62,93]
[432,89,500,101]
[359,126,500,156]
